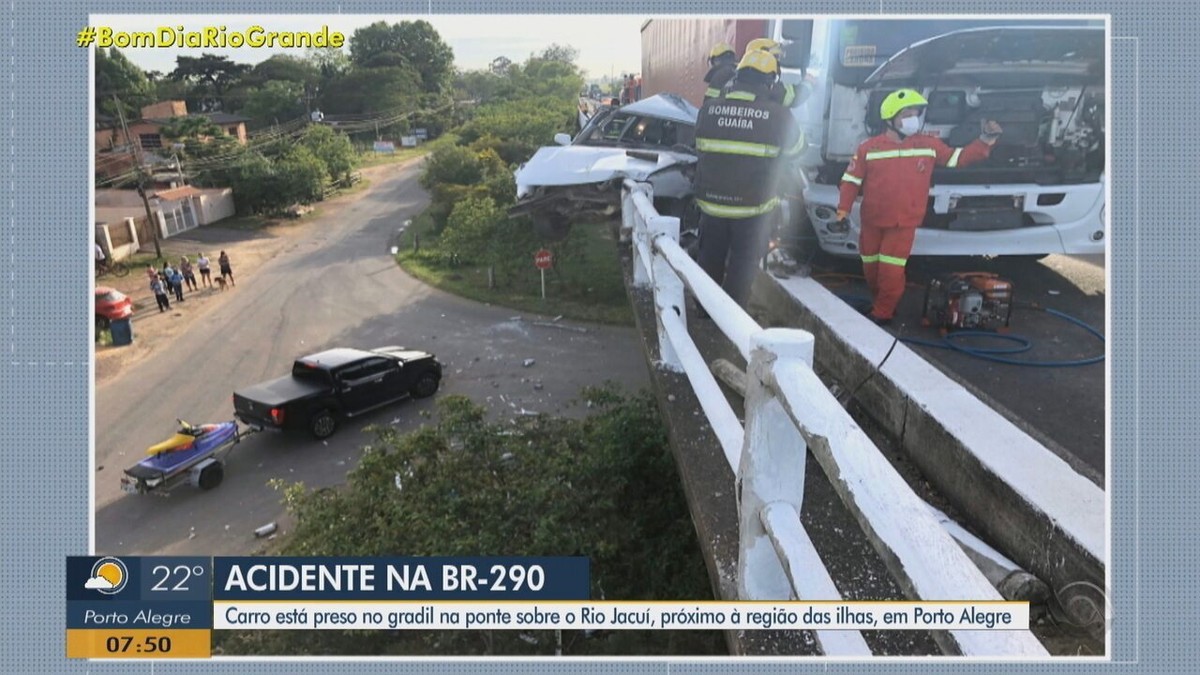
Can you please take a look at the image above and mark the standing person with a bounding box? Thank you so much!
[618,74,629,105]
[146,265,160,285]
[95,242,107,274]
[150,275,170,312]
[196,252,212,288]
[837,88,1002,325]
[169,264,185,302]
[179,256,197,292]
[693,50,804,311]
[745,37,810,109]
[162,262,184,302]
[703,42,737,101]
[218,250,235,287]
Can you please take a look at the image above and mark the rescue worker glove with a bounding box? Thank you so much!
[979,119,1003,144]
[830,210,851,233]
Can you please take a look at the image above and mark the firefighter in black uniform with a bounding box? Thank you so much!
[694,50,804,310]
[703,42,737,101]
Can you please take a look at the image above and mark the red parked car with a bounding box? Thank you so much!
[95,286,133,333]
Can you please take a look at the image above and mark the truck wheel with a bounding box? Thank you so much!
[198,463,224,490]
[310,410,337,439]
[410,372,441,399]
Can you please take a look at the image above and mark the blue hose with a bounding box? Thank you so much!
[901,308,1104,367]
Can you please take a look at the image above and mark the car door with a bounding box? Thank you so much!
[334,359,390,414]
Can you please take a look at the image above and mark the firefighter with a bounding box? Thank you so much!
[745,37,810,109]
[703,42,737,100]
[693,50,804,310]
[837,88,1003,325]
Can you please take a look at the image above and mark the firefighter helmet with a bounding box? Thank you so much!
[746,37,783,57]
[737,50,778,76]
[709,42,735,60]
[880,88,928,120]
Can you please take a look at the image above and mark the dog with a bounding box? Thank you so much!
[214,276,227,291]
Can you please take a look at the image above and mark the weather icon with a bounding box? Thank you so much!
[85,557,128,595]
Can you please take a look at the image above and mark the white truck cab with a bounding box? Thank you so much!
[767,19,1106,258]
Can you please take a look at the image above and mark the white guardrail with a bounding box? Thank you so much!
[621,180,1049,657]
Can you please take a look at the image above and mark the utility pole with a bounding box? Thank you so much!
[113,95,162,259]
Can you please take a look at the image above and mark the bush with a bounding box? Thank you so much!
[419,144,483,191]
[299,124,358,184]
[457,97,576,164]
[439,196,502,265]
[215,388,724,656]
[276,145,329,205]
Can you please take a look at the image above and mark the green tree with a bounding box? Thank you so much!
[168,53,250,112]
[420,144,483,191]
[439,195,503,265]
[246,54,320,88]
[276,145,329,205]
[458,97,577,164]
[539,43,579,64]
[95,48,155,119]
[242,80,306,130]
[214,388,725,656]
[320,66,422,116]
[298,124,357,184]
[349,20,454,92]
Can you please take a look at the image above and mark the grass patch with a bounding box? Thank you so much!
[396,212,632,325]
[357,134,459,168]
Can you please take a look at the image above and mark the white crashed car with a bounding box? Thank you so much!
[510,94,700,241]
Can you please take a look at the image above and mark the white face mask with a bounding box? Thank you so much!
[896,116,922,136]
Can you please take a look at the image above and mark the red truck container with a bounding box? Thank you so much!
[640,18,767,107]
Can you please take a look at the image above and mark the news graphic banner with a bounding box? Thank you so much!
[70,556,1031,659]
[66,556,214,659]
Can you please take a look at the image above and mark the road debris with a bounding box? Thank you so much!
[254,522,278,538]
[523,358,536,367]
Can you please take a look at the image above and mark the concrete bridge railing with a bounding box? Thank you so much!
[622,179,1048,657]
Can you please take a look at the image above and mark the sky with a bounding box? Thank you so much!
[93,14,648,82]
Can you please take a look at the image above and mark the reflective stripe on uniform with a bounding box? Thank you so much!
[725,90,757,101]
[841,173,862,185]
[696,137,781,158]
[782,83,797,106]
[705,87,721,98]
[696,197,780,218]
[783,131,806,156]
[864,148,938,161]
[861,254,880,263]
[879,254,908,267]
[947,147,963,168]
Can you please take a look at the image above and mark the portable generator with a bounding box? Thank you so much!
[921,272,1014,332]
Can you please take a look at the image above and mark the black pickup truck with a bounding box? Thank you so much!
[233,346,442,439]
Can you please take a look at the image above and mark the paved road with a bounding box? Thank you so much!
[94,161,651,555]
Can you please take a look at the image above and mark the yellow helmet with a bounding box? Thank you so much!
[880,88,928,120]
[737,49,778,76]
[746,37,783,57]
[709,42,734,60]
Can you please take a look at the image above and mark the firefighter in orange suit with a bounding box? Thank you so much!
[837,89,1003,325]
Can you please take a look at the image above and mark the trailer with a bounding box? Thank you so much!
[120,420,259,496]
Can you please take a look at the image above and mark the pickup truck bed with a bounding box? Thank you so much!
[233,346,442,440]
[234,375,326,408]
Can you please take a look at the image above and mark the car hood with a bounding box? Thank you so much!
[864,26,1104,87]
[515,146,696,196]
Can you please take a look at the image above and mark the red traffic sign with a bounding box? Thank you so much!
[534,249,553,270]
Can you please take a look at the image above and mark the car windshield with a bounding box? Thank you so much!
[96,292,120,302]
[576,111,693,149]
